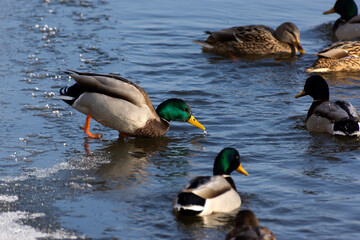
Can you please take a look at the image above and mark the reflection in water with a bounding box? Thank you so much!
[320,73,360,86]
[94,137,170,189]
[175,211,237,239]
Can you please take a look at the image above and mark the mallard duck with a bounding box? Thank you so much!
[323,0,360,41]
[225,210,276,240]
[305,41,360,72]
[173,148,249,216]
[59,70,205,138]
[295,75,360,136]
[193,22,305,57]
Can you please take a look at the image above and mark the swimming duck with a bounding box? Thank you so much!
[173,148,249,216]
[225,210,276,240]
[295,75,360,136]
[323,0,360,41]
[59,70,205,138]
[305,41,360,73]
[193,22,305,57]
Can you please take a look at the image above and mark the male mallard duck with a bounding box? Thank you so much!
[305,41,360,73]
[323,0,360,41]
[193,22,305,57]
[59,70,205,138]
[225,210,276,240]
[295,75,360,136]
[173,148,249,216]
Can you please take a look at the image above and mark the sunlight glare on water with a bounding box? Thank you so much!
[0,0,360,239]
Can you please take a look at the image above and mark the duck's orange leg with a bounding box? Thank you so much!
[228,52,239,62]
[81,114,102,139]
[119,131,131,138]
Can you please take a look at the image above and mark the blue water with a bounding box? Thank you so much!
[0,0,360,239]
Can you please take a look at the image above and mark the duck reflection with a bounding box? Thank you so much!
[175,211,237,239]
[317,72,360,85]
[93,137,170,189]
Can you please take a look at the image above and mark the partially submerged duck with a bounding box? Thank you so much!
[173,148,249,216]
[323,0,360,41]
[306,41,360,73]
[295,75,360,136]
[59,70,205,138]
[225,210,276,240]
[194,22,305,57]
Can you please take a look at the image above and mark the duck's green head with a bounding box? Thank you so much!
[324,0,358,21]
[295,75,329,100]
[213,148,249,176]
[156,98,205,130]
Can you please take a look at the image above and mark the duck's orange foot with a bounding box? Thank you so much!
[119,131,131,138]
[228,52,239,62]
[81,114,103,139]
[80,126,102,139]
[86,131,103,139]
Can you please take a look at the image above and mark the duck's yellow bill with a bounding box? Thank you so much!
[237,164,249,176]
[296,39,306,54]
[188,115,206,130]
[323,7,335,15]
[295,89,306,98]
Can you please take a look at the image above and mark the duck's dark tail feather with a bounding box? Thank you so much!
[59,83,84,106]
[333,119,360,136]
[173,192,205,216]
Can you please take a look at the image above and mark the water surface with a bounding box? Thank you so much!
[1,0,360,239]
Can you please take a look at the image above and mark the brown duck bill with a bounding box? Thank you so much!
[323,7,335,15]
[295,39,306,54]
[295,89,306,98]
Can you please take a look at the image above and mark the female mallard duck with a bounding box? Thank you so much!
[323,0,360,41]
[59,70,205,138]
[193,22,305,57]
[173,148,249,216]
[295,75,360,136]
[225,210,276,240]
[305,41,360,72]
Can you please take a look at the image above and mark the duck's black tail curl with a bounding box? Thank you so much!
[174,192,205,216]
[59,83,84,106]
[333,119,360,136]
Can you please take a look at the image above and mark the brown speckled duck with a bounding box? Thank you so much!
[306,41,360,73]
[59,70,205,138]
[194,22,305,57]
[225,210,276,240]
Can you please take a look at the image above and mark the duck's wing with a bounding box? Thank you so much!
[317,41,360,58]
[183,176,232,199]
[66,70,152,107]
[309,100,359,121]
[232,25,275,43]
[334,100,360,118]
[206,25,274,43]
[348,15,360,24]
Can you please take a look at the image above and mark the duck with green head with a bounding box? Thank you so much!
[323,0,360,40]
[173,148,249,216]
[295,75,360,136]
[59,70,205,138]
